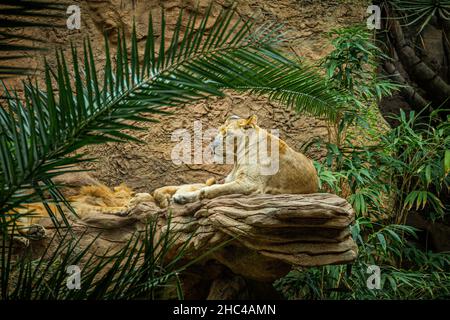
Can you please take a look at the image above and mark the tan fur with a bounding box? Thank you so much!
[9,183,151,240]
[153,177,216,208]
[74,183,133,208]
[173,115,319,205]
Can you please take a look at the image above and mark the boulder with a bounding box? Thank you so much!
[34,192,358,299]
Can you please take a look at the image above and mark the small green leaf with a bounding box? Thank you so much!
[445,150,450,174]
[377,233,387,252]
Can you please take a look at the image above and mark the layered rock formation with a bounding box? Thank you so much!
[33,188,357,299]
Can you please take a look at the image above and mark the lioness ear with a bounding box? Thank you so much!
[244,115,258,127]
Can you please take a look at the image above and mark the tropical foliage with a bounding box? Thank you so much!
[280,107,450,299]
[388,0,450,33]
[0,217,217,300]
[0,0,68,78]
[319,26,399,147]
[275,25,450,300]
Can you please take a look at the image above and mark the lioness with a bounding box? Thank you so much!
[173,115,318,204]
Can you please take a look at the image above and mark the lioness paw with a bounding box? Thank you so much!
[173,191,199,205]
[173,194,189,204]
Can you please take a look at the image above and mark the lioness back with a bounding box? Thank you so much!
[264,146,318,194]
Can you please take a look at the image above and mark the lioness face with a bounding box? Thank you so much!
[211,115,258,162]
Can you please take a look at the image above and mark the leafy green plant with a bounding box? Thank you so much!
[321,26,399,147]
[280,25,450,300]
[274,217,450,300]
[293,107,449,299]
[299,107,450,300]
[0,216,219,300]
[314,108,449,222]
[314,26,448,223]
[0,0,68,78]
[323,26,394,98]
[382,109,449,222]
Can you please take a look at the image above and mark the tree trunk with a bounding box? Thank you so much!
[377,2,450,122]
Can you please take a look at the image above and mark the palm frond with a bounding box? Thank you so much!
[0,4,339,226]
[389,0,450,33]
[0,0,68,78]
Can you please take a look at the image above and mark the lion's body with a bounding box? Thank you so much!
[10,183,144,240]
[72,184,135,210]
[221,131,318,194]
[173,115,318,205]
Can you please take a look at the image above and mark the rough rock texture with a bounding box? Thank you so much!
[33,190,357,299]
[160,194,357,276]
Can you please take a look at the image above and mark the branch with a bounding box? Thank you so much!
[384,61,430,110]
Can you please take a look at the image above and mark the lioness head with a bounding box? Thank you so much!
[210,115,262,163]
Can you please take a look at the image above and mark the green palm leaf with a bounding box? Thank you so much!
[389,0,450,33]
[0,0,68,78]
